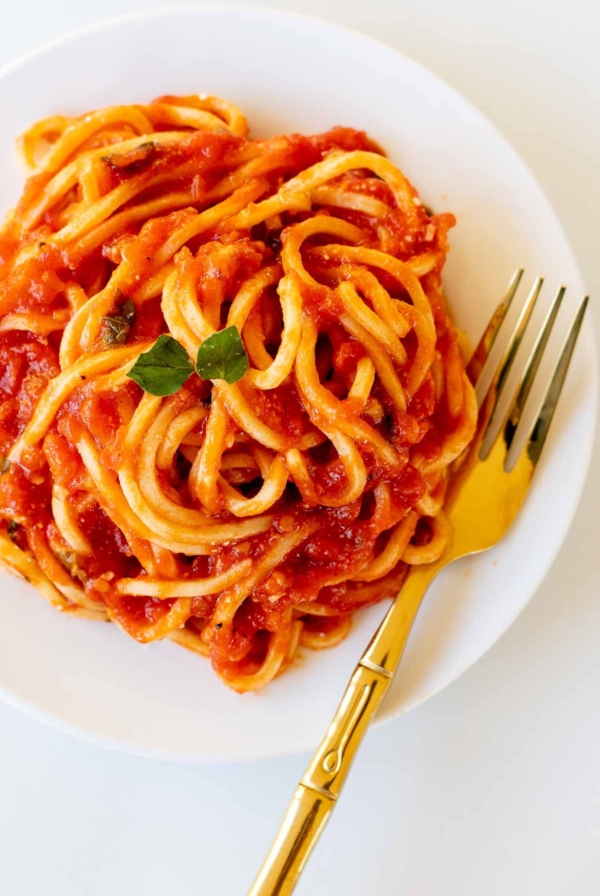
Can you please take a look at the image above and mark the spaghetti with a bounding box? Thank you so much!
[0,94,476,691]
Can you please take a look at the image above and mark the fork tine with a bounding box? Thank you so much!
[511,295,589,472]
[467,267,523,389]
[478,274,544,407]
[502,285,566,453]
[478,275,544,457]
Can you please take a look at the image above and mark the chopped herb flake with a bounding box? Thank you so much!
[101,296,137,346]
[56,550,87,584]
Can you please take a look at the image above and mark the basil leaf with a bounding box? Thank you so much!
[101,297,137,346]
[127,335,193,396]
[195,326,249,385]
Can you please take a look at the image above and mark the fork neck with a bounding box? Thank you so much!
[360,558,447,676]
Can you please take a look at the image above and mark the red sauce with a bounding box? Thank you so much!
[0,332,60,453]
[0,117,464,676]
[103,593,177,636]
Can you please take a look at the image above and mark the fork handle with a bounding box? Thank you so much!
[247,561,442,896]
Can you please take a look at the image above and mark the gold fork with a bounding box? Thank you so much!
[248,269,589,896]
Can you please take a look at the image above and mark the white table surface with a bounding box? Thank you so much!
[1,2,599,894]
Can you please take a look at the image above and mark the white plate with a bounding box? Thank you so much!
[0,6,595,762]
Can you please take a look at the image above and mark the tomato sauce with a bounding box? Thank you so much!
[0,119,464,675]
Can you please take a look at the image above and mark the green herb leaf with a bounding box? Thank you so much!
[0,456,10,473]
[101,297,137,346]
[101,142,156,170]
[195,326,249,385]
[120,298,136,323]
[56,550,87,584]
[127,335,193,396]
[101,317,129,345]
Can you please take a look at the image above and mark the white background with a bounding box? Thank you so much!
[1,2,599,894]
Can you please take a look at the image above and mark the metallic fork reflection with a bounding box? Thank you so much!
[247,271,589,896]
